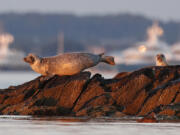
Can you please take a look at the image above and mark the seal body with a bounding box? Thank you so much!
[155,53,168,66]
[24,52,115,76]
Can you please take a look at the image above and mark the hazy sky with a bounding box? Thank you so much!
[0,0,179,21]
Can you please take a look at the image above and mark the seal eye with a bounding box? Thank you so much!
[30,56,35,63]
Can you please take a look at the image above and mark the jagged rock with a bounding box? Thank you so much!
[0,66,180,120]
[0,72,91,115]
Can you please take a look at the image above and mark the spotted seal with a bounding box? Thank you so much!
[155,53,168,66]
[24,52,115,76]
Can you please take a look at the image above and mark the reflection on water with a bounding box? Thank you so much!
[0,116,179,135]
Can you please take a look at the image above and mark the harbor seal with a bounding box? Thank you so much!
[155,53,168,66]
[24,52,115,76]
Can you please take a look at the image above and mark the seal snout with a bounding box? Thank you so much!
[23,54,35,64]
[23,57,29,63]
[23,57,27,62]
[156,54,164,62]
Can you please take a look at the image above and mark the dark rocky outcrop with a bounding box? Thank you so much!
[0,66,180,120]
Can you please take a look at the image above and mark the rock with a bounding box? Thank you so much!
[0,66,180,120]
[0,72,91,115]
[137,117,158,123]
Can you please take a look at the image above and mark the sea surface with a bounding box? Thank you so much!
[0,71,117,89]
[0,71,180,135]
[0,71,39,89]
[0,116,179,135]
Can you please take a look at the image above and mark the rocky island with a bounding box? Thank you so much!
[0,66,180,121]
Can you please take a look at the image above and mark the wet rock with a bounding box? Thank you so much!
[0,66,180,120]
[137,116,158,123]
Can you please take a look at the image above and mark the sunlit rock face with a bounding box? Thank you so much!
[0,66,180,121]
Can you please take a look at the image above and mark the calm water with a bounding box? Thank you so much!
[0,72,180,135]
[0,116,179,135]
[0,71,39,89]
[0,71,116,89]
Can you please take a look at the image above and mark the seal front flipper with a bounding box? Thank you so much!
[98,52,105,57]
[40,74,55,82]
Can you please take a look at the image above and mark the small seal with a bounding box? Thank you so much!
[24,52,115,76]
[155,53,168,66]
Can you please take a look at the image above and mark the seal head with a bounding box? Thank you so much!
[24,53,48,76]
[24,53,39,65]
[155,53,168,66]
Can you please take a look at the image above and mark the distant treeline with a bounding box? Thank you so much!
[0,13,179,56]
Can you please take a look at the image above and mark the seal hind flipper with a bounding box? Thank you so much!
[98,53,105,57]
[101,55,115,65]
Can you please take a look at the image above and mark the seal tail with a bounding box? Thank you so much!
[99,53,115,65]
